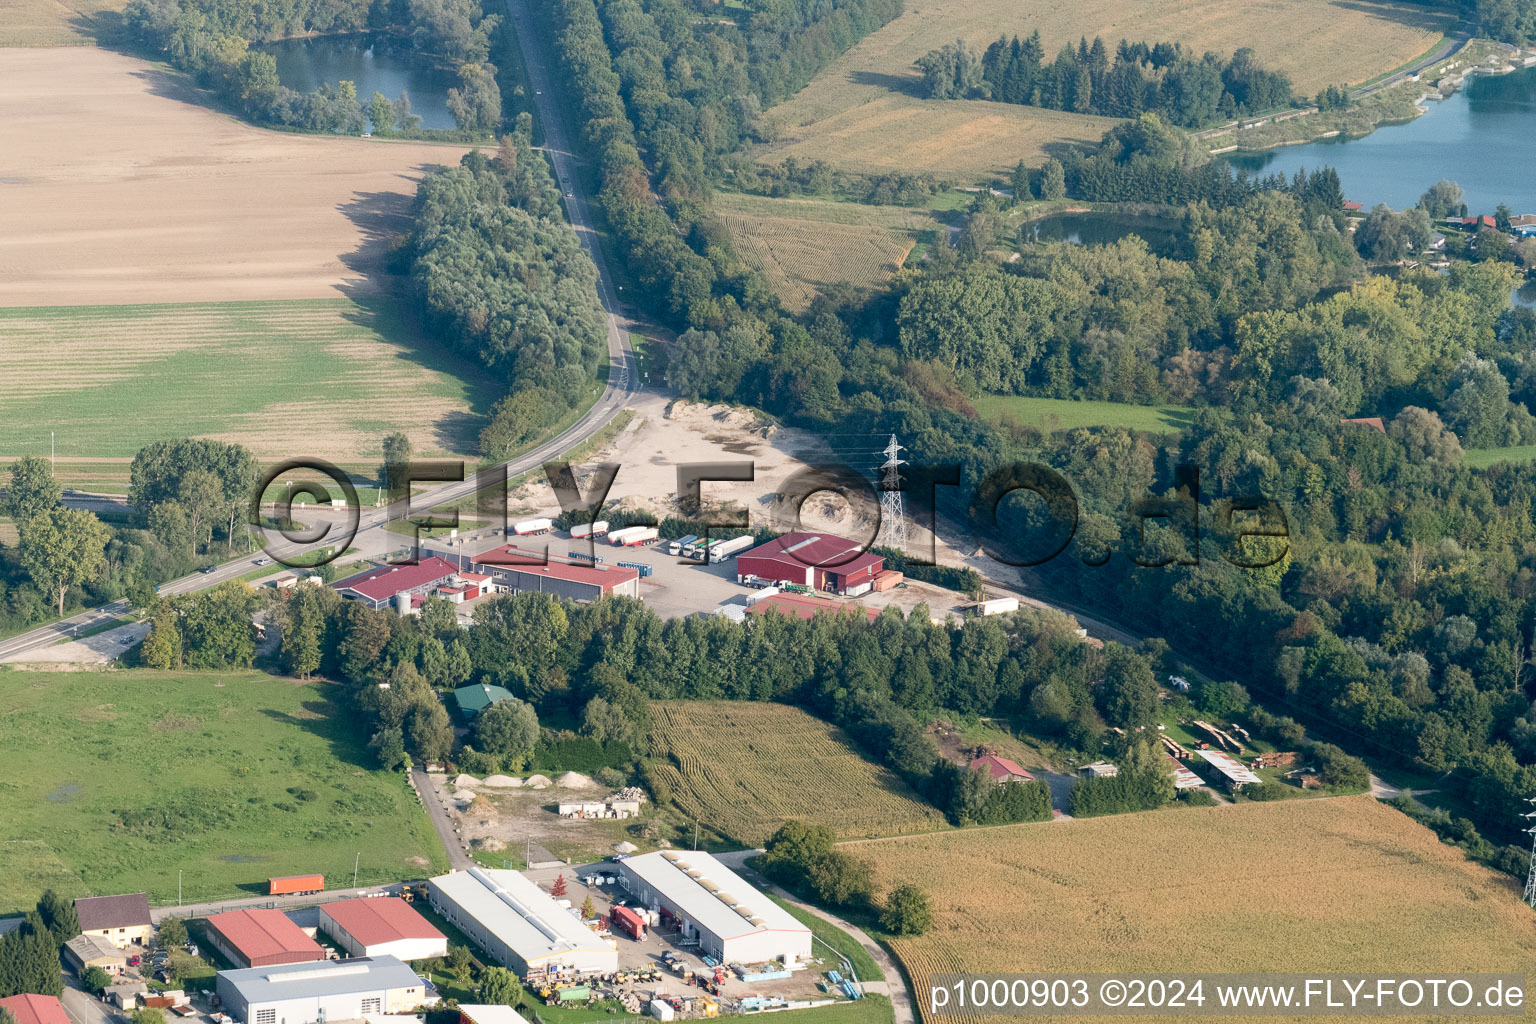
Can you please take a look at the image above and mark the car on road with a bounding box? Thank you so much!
[253,557,270,566]
[198,565,216,574]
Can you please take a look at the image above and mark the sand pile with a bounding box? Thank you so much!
[556,771,594,789]
[525,774,553,789]
[482,774,524,788]
[454,773,480,788]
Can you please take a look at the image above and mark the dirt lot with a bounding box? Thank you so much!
[0,47,474,307]
[759,0,1451,179]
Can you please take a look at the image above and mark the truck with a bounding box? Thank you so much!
[667,534,698,556]
[569,520,610,540]
[617,560,654,578]
[617,526,658,547]
[513,518,554,536]
[607,526,647,545]
[707,535,755,563]
[686,538,719,559]
[267,873,325,896]
[973,597,1020,616]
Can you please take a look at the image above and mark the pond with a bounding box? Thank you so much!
[1224,64,1536,214]
[1019,212,1183,257]
[263,34,460,131]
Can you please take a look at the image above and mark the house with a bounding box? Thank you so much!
[204,909,326,969]
[64,934,128,975]
[735,533,884,596]
[468,546,640,603]
[426,869,617,978]
[215,955,433,1024]
[617,851,812,966]
[1461,214,1499,231]
[332,557,462,611]
[0,995,70,1024]
[1080,761,1118,779]
[318,899,447,961]
[74,893,152,948]
[1339,416,1387,433]
[969,753,1034,783]
[453,683,514,719]
[1342,200,1364,212]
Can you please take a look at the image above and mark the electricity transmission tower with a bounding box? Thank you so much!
[876,434,908,554]
[1524,796,1536,909]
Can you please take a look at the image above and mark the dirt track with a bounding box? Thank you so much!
[0,47,474,307]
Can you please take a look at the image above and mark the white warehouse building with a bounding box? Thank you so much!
[617,851,811,966]
[426,868,618,978]
[215,956,431,1024]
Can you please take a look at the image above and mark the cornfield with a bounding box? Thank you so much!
[648,701,947,845]
[851,796,1536,1024]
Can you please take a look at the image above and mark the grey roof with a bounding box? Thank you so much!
[219,956,420,1004]
[618,851,807,942]
[75,893,151,931]
[0,918,23,937]
[66,934,127,963]
[429,869,613,965]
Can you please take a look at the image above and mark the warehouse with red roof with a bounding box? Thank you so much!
[204,908,325,969]
[0,994,70,1024]
[469,545,639,602]
[332,557,462,611]
[318,898,447,961]
[735,533,883,596]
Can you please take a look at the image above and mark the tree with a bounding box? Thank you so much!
[580,695,633,743]
[1039,157,1066,200]
[550,873,568,898]
[382,432,414,494]
[580,895,595,919]
[407,700,454,763]
[478,966,520,1005]
[473,696,540,758]
[1097,645,1159,729]
[1495,202,1513,233]
[1009,160,1032,203]
[38,889,79,944]
[446,945,473,982]
[879,884,933,936]
[447,62,502,131]
[18,507,110,615]
[157,916,188,947]
[3,456,61,522]
[368,91,395,134]
[82,966,113,995]
[140,601,184,670]
[1417,179,1464,220]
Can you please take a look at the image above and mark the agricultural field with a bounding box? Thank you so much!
[714,193,944,310]
[648,701,947,844]
[851,796,1536,1024]
[0,0,121,46]
[0,299,497,461]
[758,0,1451,180]
[0,669,448,914]
[0,46,474,307]
[971,394,1195,434]
[1463,443,1536,469]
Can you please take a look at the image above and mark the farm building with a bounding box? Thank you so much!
[970,754,1033,783]
[469,546,640,602]
[1080,761,1118,779]
[616,851,812,966]
[453,683,514,719]
[332,558,461,610]
[1197,749,1263,791]
[318,899,447,961]
[204,909,326,969]
[735,533,884,596]
[0,994,69,1024]
[1165,755,1204,790]
[74,893,152,948]
[64,934,127,974]
[426,868,617,978]
[745,592,881,623]
[216,955,431,1024]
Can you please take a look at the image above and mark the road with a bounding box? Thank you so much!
[413,767,474,871]
[9,19,640,665]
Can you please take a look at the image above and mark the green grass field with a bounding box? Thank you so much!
[768,895,882,981]
[971,395,1195,434]
[1464,444,1536,469]
[0,298,498,462]
[0,668,448,914]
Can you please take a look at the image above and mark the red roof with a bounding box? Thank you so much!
[471,545,639,589]
[1465,215,1498,229]
[320,898,444,948]
[969,753,1033,782]
[206,909,324,965]
[0,995,69,1024]
[747,593,882,623]
[1339,416,1387,433]
[739,532,884,577]
[333,557,460,602]
[1343,200,1363,211]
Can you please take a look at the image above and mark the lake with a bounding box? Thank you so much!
[264,34,459,130]
[1225,64,1536,214]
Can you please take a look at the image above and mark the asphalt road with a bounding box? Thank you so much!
[9,24,639,665]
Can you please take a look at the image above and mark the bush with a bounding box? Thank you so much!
[1178,787,1217,806]
[1241,781,1294,801]
[879,884,933,936]
[532,737,633,773]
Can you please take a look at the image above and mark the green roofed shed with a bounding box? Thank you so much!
[455,683,513,718]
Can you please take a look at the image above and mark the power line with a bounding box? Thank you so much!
[876,434,907,554]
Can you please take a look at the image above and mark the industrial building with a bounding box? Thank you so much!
[426,869,617,978]
[469,545,640,602]
[745,592,881,623]
[735,534,884,596]
[205,909,326,969]
[332,558,462,610]
[74,893,152,948]
[1196,749,1263,791]
[64,934,127,975]
[216,956,431,1024]
[319,899,447,961]
[616,851,811,966]
[0,994,70,1024]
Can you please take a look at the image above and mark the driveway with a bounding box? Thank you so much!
[413,767,473,870]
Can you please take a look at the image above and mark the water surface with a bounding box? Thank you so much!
[264,34,459,131]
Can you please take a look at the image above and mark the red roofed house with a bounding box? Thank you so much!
[469,545,639,603]
[1463,215,1498,230]
[1342,200,1363,212]
[735,533,884,596]
[746,592,883,623]
[969,754,1034,783]
[332,557,461,610]
[0,994,70,1024]
[204,908,325,969]
[1339,416,1386,433]
[318,898,447,960]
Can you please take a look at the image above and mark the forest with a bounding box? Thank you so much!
[917,35,1295,127]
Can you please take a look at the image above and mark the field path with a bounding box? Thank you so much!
[716,851,915,1024]
[412,767,474,870]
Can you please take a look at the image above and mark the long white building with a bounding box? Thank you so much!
[426,868,617,978]
[617,851,811,966]
[215,956,430,1024]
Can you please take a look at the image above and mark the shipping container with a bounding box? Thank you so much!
[555,986,591,1004]
[569,520,610,539]
[513,518,554,536]
[610,905,647,939]
[707,535,755,563]
[568,550,605,563]
[667,534,699,556]
[974,597,1020,616]
[650,1000,675,1022]
[617,560,654,578]
[267,873,325,896]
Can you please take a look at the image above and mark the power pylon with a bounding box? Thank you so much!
[1524,796,1536,909]
[876,434,907,554]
